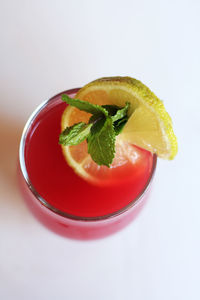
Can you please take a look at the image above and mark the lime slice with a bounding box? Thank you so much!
[61,76,178,183]
[73,76,178,159]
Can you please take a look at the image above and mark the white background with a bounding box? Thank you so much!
[0,1,200,299]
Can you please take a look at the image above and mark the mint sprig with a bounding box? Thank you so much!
[59,94,130,167]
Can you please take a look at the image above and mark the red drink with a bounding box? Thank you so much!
[19,88,156,240]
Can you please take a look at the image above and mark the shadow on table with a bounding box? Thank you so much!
[0,113,24,205]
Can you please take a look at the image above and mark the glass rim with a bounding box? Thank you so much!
[19,88,157,222]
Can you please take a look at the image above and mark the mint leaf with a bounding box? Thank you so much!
[112,102,130,122]
[114,117,128,135]
[59,122,92,146]
[62,94,108,117]
[87,117,115,167]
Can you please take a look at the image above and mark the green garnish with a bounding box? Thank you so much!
[111,103,129,122]
[61,94,108,117]
[59,122,92,146]
[59,94,130,167]
[87,117,115,167]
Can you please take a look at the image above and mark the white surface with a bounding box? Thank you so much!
[0,0,200,299]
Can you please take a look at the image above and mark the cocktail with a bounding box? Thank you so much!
[19,77,177,240]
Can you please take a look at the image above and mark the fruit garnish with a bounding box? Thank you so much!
[59,94,130,166]
[60,76,178,183]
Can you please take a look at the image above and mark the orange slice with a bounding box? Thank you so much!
[61,76,177,184]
